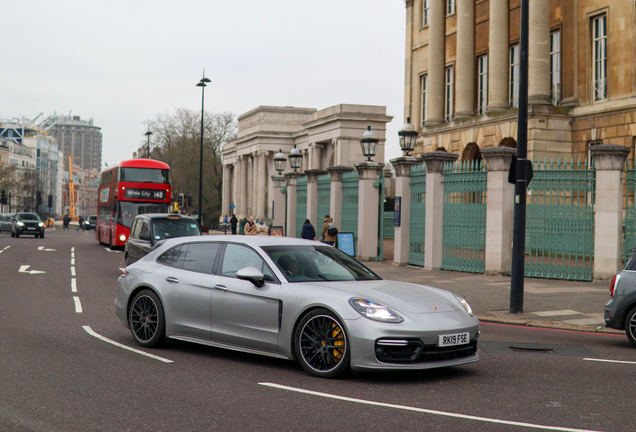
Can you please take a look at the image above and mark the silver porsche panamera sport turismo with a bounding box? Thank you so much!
[115,236,479,378]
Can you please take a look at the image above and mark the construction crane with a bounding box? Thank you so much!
[68,154,76,218]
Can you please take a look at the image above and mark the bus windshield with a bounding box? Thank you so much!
[116,202,169,228]
[120,167,170,184]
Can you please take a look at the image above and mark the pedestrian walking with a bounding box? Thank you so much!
[63,214,70,231]
[230,214,238,235]
[77,215,85,231]
[321,214,338,245]
[301,219,316,240]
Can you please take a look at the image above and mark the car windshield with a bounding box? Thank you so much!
[262,245,381,282]
[151,219,201,240]
[116,202,169,228]
[88,216,97,221]
[120,167,170,184]
[18,213,40,221]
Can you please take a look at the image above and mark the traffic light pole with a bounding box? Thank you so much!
[510,0,529,314]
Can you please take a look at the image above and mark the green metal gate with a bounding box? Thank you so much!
[296,176,307,238]
[317,174,331,227]
[409,164,426,266]
[383,212,395,239]
[341,171,359,253]
[624,160,636,262]
[442,160,487,273]
[525,158,595,281]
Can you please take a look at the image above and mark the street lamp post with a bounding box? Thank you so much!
[398,117,418,156]
[359,126,379,161]
[145,129,153,159]
[196,73,211,227]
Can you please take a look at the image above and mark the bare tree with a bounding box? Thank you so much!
[145,108,237,225]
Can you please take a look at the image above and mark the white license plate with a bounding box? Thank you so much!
[27,227,35,230]
[438,332,469,347]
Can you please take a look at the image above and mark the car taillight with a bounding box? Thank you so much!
[610,274,620,296]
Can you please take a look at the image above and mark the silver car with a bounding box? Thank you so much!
[116,236,479,378]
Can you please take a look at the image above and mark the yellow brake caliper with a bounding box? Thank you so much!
[331,322,344,362]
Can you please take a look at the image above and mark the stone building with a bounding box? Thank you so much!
[221,104,392,220]
[40,114,103,172]
[404,0,636,163]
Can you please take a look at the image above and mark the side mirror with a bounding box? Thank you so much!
[139,233,151,241]
[236,267,265,287]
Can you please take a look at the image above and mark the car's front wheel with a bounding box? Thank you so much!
[625,306,636,347]
[294,308,350,378]
[40,231,45,239]
[128,289,165,348]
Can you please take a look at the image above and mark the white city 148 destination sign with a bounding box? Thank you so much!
[438,332,469,347]
[124,188,165,200]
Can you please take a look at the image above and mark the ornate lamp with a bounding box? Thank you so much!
[398,117,418,156]
[273,149,287,174]
[288,145,302,172]
[359,126,379,162]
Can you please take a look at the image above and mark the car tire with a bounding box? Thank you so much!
[97,229,105,246]
[128,289,165,348]
[625,306,636,347]
[40,232,45,239]
[294,308,351,378]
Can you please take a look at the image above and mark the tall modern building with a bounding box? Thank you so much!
[40,115,102,172]
[403,0,636,163]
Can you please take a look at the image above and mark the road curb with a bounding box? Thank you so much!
[476,314,624,335]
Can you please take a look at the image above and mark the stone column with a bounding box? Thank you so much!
[487,0,510,112]
[255,151,268,218]
[305,169,326,228]
[221,164,232,217]
[271,175,286,227]
[591,145,631,280]
[354,161,385,261]
[236,156,246,218]
[426,0,446,124]
[312,143,323,170]
[528,0,551,105]
[481,147,516,274]
[455,0,475,118]
[390,156,423,265]
[421,151,459,269]
[284,172,304,238]
[327,166,354,228]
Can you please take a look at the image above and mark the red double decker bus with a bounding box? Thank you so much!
[96,159,172,248]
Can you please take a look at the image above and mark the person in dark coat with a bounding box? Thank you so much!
[301,219,316,240]
[230,214,238,235]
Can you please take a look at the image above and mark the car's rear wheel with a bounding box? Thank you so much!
[128,289,165,348]
[294,308,350,378]
[625,306,636,347]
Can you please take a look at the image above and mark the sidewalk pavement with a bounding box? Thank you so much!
[364,261,621,335]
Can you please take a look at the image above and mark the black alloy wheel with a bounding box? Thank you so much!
[295,308,350,378]
[128,290,165,348]
[625,306,636,347]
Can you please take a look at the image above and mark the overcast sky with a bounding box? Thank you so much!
[2,1,406,169]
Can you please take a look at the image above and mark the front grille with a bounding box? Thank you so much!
[375,338,478,364]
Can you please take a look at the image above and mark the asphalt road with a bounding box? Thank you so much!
[0,230,634,432]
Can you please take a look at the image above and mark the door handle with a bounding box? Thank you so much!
[165,277,179,283]
[214,284,228,291]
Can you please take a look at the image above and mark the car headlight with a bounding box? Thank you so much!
[17,221,24,226]
[349,298,403,323]
[38,222,44,227]
[84,221,89,224]
[453,294,474,316]
[119,234,126,242]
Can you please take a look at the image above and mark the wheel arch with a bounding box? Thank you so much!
[619,296,636,330]
[125,284,165,327]
[289,305,350,362]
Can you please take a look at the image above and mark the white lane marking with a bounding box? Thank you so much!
[18,265,46,275]
[105,248,120,254]
[119,268,126,272]
[3,246,9,250]
[73,296,83,313]
[71,247,75,252]
[71,258,75,265]
[71,252,75,258]
[71,266,76,276]
[258,383,603,432]
[38,246,56,251]
[71,278,77,293]
[532,310,580,317]
[82,326,173,363]
[584,358,636,365]
[0,250,3,254]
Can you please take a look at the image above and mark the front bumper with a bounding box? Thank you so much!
[15,226,44,235]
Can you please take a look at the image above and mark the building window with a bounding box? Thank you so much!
[592,14,607,101]
[422,0,429,27]
[550,30,561,105]
[510,44,520,108]
[445,66,454,122]
[588,140,602,164]
[477,55,488,115]
[421,74,428,126]
[446,0,455,15]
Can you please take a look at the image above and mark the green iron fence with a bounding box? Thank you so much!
[525,158,595,281]
[341,171,359,253]
[409,164,426,266]
[442,160,487,273]
[317,174,331,226]
[295,176,307,238]
[383,211,395,239]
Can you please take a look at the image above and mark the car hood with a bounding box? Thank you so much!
[305,280,460,314]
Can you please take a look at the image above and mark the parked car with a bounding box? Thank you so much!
[11,212,45,238]
[124,213,200,265]
[115,236,479,378]
[0,213,13,233]
[605,248,636,346]
[84,215,97,230]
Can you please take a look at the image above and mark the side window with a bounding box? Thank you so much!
[140,222,149,237]
[220,244,276,282]
[131,219,140,238]
[156,245,186,268]
[182,243,221,274]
